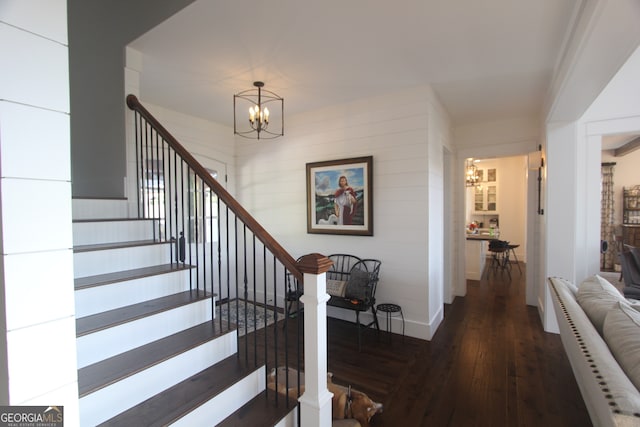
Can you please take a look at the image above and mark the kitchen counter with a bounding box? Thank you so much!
[466,229,500,279]
[466,238,488,280]
[466,234,499,241]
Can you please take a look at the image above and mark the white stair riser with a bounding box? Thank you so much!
[170,366,266,427]
[73,219,157,246]
[75,270,191,317]
[79,331,237,427]
[274,408,298,427]
[74,244,171,277]
[77,299,212,368]
[72,198,130,220]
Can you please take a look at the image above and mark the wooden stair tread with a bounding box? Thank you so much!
[216,389,297,427]
[74,240,166,253]
[75,263,193,290]
[78,320,233,397]
[73,217,151,223]
[76,290,211,337]
[98,356,260,427]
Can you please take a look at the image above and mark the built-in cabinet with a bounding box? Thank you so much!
[623,185,640,225]
[622,185,640,247]
[623,225,640,247]
[473,168,498,214]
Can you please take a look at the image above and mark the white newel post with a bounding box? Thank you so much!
[297,254,334,427]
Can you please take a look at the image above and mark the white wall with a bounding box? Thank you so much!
[587,45,640,228]
[143,103,236,190]
[427,94,452,327]
[125,47,236,209]
[235,86,449,340]
[0,1,79,423]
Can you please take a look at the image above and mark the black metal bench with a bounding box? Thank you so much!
[326,254,381,350]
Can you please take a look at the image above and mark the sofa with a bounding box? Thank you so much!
[548,275,640,426]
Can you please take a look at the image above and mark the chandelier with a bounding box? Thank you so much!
[465,158,480,187]
[233,81,284,140]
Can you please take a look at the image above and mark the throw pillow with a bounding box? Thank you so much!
[627,297,640,312]
[630,246,640,271]
[622,250,640,284]
[603,301,640,391]
[345,269,371,300]
[576,275,625,335]
[552,277,579,296]
[326,279,347,297]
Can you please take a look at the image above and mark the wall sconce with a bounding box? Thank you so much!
[528,150,543,170]
[528,145,544,215]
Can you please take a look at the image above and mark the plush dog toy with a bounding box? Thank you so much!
[267,367,383,427]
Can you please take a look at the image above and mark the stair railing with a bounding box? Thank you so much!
[126,94,304,412]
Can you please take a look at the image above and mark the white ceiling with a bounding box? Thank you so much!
[129,0,581,129]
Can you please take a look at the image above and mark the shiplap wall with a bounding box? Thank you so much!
[0,1,80,423]
[125,47,236,208]
[235,86,451,340]
[126,84,452,340]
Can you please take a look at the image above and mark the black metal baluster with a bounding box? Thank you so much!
[227,205,231,337]
[154,130,160,240]
[201,178,206,296]
[134,111,142,219]
[273,257,280,406]
[234,216,242,360]
[193,172,199,293]
[243,224,248,358]
[144,122,151,219]
[160,136,167,241]
[252,234,257,367]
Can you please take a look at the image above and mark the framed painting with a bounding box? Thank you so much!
[306,156,373,236]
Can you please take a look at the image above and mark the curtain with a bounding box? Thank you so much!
[601,163,616,270]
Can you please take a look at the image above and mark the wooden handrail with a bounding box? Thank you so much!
[126,94,302,281]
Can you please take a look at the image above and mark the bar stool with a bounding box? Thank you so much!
[486,239,511,279]
[376,303,405,341]
[507,244,522,274]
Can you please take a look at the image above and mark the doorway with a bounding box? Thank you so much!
[462,155,528,289]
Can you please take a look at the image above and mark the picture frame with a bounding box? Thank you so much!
[306,156,373,236]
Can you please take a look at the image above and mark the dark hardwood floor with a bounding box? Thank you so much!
[242,263,593,427]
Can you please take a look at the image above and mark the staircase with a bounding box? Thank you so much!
[72,197,297,426]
